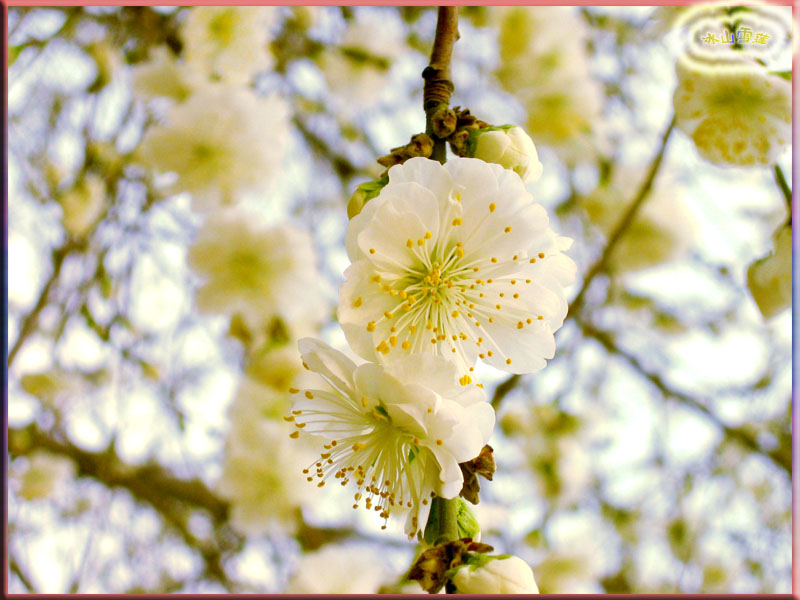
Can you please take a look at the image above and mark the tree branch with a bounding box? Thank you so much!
[575,316,791,476]
[423,7,459,164]
[569,114,676,317]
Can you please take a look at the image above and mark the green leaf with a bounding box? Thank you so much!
[455,497,481,540]
[770,70,792,81]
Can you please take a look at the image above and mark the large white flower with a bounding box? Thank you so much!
[339,157,576,376]
[288,338,495,537]
[181,6,277,85]
[136,86,289,212]
[187,214,323,330]
[674,58,791,167]
[131,47,202,103]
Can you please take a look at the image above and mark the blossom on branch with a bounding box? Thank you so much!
[187,214,323,331]
[181,6,277,85]
[674,58,791,167]
[469,125,544,184]
[136,86,289,212]
[451,555,539,594]
[339,157,575,376]
[288,338,495,537]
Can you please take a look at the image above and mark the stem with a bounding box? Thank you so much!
[430,496,460,545]
[8,241,76,368]
[773,164,792,220]
[423,7,458,164]
[569,114,676,317]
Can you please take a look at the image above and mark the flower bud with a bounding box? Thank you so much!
[347,176,388,219]
[747,225,792,320]
[468,125,543,184]
[451,555,539,594]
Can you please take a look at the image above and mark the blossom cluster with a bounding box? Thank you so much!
[289,152,575,540]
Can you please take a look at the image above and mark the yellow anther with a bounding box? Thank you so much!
[389,336,397,346]
[425,231,433,239]
[452,310,460,318]
[513,293,519,299]
[376,341,391,354]
[290,431,300,439]
[352,442,367,452]
[517,321,524,329]
[496,304,502,309]
[384,311,394,319]
[305,391,314,399]
[538,252,545,258]
[456,248,464,258]
[452,218,463,226]
[506,358,512,365]
[371,273,381,282]
[538,315,544,320]
[436,439,444,446]
[491,257,497,263]
[367,321,376,332]
[288,387,300,394]
[401,340,411,350]
[504,226,512,233]
[406,238,414,248]
[489,202,496,212]
[369,248,376,254]
[527,318,532,324]
[530,258,537,263]
[459,375,472,386]
[418,239,425,246]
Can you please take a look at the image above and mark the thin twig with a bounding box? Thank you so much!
[8,241,78,368]
[569,114,676,317]
[423,7,459,163]
[576,316,791,476]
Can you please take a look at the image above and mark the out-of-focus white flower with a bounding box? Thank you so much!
[288,338,495,537]
[181,6,278,85]
[15,451,75,501]
[495,7,606,164]
[580,169,695,273]
[747,225,791,320]
[319,13,402,113]
[19,369,86,407]
[284,544,389,593]
[217,379,314,536]
[136,86,289,211]
[451,555,539,594]
[469,126,544,184]
[339,157,575,376]
[674,58,792,167]
[187,214,323,330]
[59,174,106,238]
[131,47,202,102]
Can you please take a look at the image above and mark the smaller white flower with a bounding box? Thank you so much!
[187,214,324,331]
[181,6,278,85]
[674,58,791,167]
[131,47,202,103]
[217,379,314,536]
[747,225,791,320]
[59,174,106,238]
[288,338,495,537]
[285,544,389,593]
[136,86,289,211]
[470,126,544,184]
[452,555,539,594]
[14,451,75,501]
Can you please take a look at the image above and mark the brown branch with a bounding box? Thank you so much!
[575,316,791,476]
[423,7,459,163]
[8,241,80,368]
[569,114,676,317]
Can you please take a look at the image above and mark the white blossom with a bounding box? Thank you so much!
[217,378,314,536]
[319,13,402,114]
[452,555,539,594]
[470,126,543,184]
[187,214,323,331]
[284,544,389,593]
[747,225,791,320]
[181,6,277,85]
[288,338,495,537]
[495,7,606,164]
[674,58,791,167]
[14,451,75,501]
[339,157,575,376]
[59,174,106,238]
[136,86,289,212]
[579,168,695,273]
[131,47,201,103]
